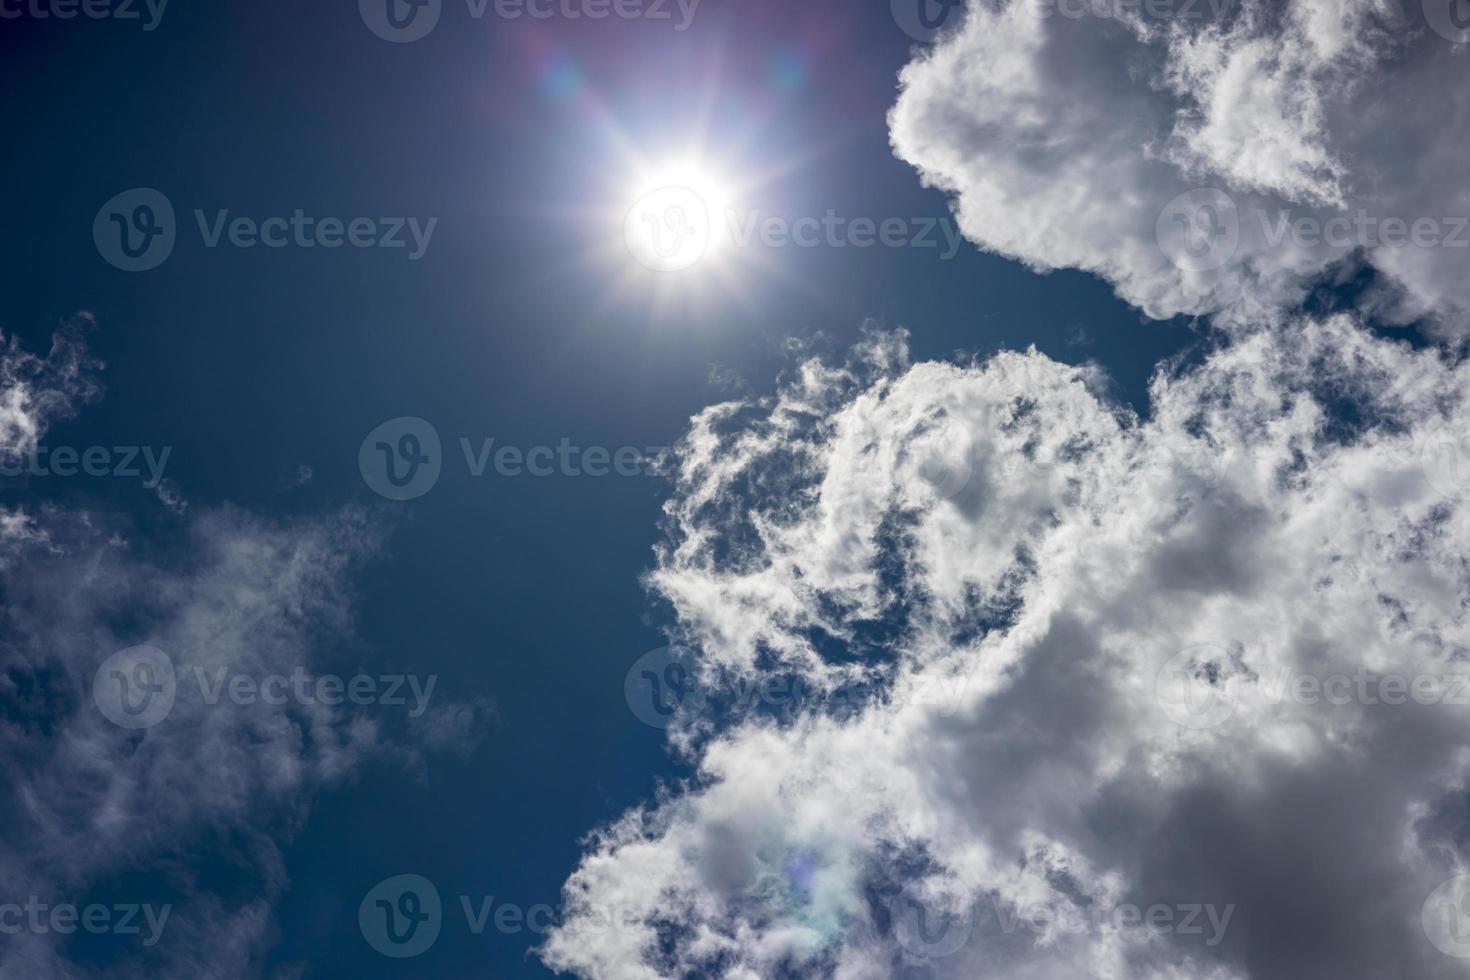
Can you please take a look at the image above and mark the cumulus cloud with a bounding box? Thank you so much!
[541,6,1470,976]
[541,319,1470,979]
[888,0,1470,331]
[0,326,493,979]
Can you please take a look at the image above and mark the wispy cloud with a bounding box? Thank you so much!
[0,326,495,979]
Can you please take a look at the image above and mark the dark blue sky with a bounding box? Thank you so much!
[1,2,1200,976]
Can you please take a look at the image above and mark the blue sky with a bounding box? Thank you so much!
[5,1,1470,978]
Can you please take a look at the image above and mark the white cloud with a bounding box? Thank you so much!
[0,314,102,459]
[544,7,1470,975]
[542,317,1470,978]
[888,0,1470,332]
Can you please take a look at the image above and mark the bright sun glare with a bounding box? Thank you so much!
[623,163,733,274]
[575,101,813,320]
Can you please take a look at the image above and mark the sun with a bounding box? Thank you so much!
[591,142,807,321]
[525,49,840,329]
[575,135,813,326]
[548,70,824,325]
[622,162,733,274]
